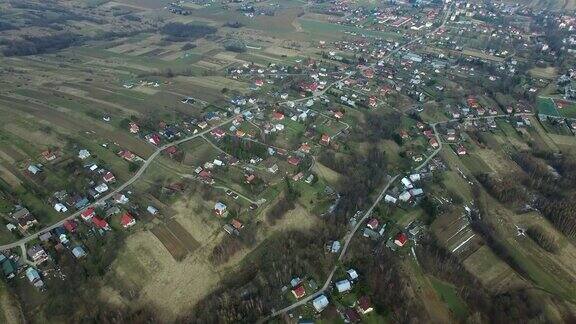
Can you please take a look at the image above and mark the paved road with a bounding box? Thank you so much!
[260,4,457,320]
[0,114,242,251]
[261,175,399,321]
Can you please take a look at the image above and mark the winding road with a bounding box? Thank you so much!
[0,114,243,251]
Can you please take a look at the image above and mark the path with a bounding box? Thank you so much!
[0,113,243,251]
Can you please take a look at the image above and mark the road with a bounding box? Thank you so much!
[261,174,399,321]
[261,4,457,320]
[0,114,243,251]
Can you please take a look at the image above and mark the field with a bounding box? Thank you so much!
[429,277,468,320]
[0,280,24,324]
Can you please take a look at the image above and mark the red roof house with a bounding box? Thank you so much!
[394,232,408,247]
[320,134,331,146]
[92,216,110,230]
[287,156,301,166]
[292,285,306,299]
[273,111,285,121]
[367,218,379,230]
[211,128,226,139]
[103,171,116,183]
[120,213,136,228]
[63,220,78,233]
[457,145,467,155]
[356,296,374,314]
[429,138,439,148]
[299,143,311,154]
[164,145,178,157]
[120,150,136,161]
[81,208,95,222]
[148,133,161,146]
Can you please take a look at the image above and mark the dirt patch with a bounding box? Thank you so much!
[150,224,188,261]
[107,229,222,321]
[166,218,201,253]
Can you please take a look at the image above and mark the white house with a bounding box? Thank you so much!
[313,294,329,312]
[401,177,413,189]
[335,279,352,293]
[54,203,68,213]
[78,149,91,160]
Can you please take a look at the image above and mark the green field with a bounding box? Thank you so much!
[299,19,402,41]
[429,277,469,320]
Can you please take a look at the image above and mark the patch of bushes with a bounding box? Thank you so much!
[161,22,216,42]
[526,226,559,253]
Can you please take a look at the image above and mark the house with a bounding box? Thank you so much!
[457,145,467,155]
[299,143,311,153]
[25,267,44,288]
[0,255,16,279]
[347,269,359,281]
[78,149,91,160]
[129,122,140,134]
[330,240,341,253]
[335,279,352,293]
[429,138,439,148]
[164,146,178,158]
[120,150,136,161]
[409,188,424,197]
[81,207,95,222]
[231,219,243,231]
[147,206,159,215]
[27,164,42,175]
[27,245,49,264]
[92,216,110,230]
[148,133,161,146]
[103,171,116,183]
[267,163,279,174]
[11,208,38,232]
[344,308,361,323]
[113,193,129,204]
[398,191,412,202]
[72,246,87,259]
[394,232,408,247]
[401,177,413,189]
[356,296,374,314]
[320,134,331,146]
[41,150,56,161]
[292,172,304,181]
[292,285,306,299]
[214,202,227,216]
[245,174,255,184]
[63,220,78,233]
[39,232,52,242]
[54,203,68,213]
[384,194,397,204]
[409,173,421,182]
[211,128,226,139]
[312,294,329,312]
[95,183,109,194]
[367,218,379,230]
[334,111,344,119]
[287,156,301,166]
[272,111,285,120]
[120,213,136,228]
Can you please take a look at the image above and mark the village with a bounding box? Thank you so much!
[0,0,576,323]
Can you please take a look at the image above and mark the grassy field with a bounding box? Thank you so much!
[0,280,24,324]
[429,276,468,320]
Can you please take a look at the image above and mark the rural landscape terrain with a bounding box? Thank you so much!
[0,0,576,323]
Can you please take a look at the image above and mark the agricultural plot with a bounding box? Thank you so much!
[150,224,188,261]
